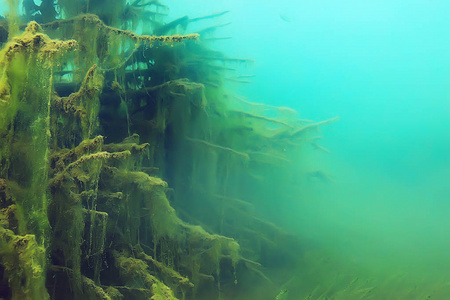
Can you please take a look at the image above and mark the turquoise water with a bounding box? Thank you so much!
[2,0,450,298]
[167,0,450,298]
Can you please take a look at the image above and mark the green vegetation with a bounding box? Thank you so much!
[0,1,332,299]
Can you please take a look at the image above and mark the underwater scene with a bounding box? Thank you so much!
[0,0,449,299]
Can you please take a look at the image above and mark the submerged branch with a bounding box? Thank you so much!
[53,65,101,115]
[232,94,300,117]
[154,11,230,35]
[185,136,249,160]
[212,193,254,211]
[66,151,131,171]
[3,22,76,60]
[200,56,254,64]
[40,14,199,44]
[202,37,232,41]
[244,261,274,285]
[311,142,331,153]
[248,151,291,165]
[228,109,294,129]
[224,77,252,84]
[131,0,168,8]
[190,11,230,22]
[153,15,189,35]
[198,22,232,35]
[289,117,339,138]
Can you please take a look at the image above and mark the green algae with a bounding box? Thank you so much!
[0,227,48,299]
[0,2,332,299]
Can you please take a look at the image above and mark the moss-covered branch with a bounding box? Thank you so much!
[1,21,76,61]
[40,14,199,44]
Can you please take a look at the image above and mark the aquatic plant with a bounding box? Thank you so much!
[0,1,333,299]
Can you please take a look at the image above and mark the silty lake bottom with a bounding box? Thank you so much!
[0,0,449,299]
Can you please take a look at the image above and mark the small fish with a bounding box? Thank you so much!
[279,13,292,23]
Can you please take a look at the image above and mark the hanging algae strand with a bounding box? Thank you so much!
[0,21,77,300]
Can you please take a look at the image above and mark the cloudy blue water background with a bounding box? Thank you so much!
[164,0,450,297]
